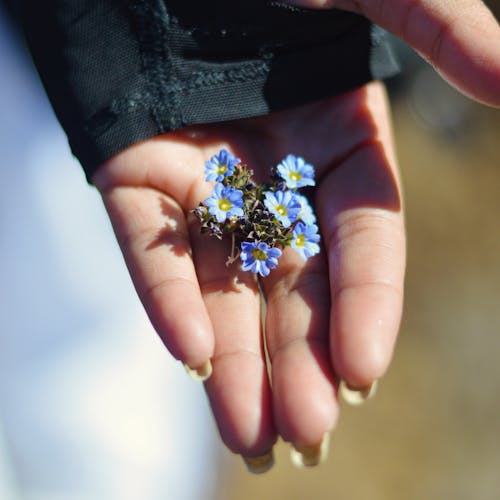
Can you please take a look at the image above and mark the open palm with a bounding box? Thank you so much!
[92,81,404,462]
[91,0,499,467]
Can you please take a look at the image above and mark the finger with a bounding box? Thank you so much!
[190,228,276,457]
[261,247,338,457]
[317,83,406,388]
[100,185,214,370]
[285,0,500,107]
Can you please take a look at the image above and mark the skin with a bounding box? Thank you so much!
[286,0,500,107]
[91,0,500,458]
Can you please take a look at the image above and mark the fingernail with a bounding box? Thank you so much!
[339,379,378,406]
[184,360,212,381]
[290,432,330,468]
[242,450,275,474]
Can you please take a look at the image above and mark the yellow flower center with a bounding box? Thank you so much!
[295,234,306,247]
[252,248,268,261]
[275,204,288,216]
[218,198,232,211]
[289,171,302,181]
[216,164,228,175]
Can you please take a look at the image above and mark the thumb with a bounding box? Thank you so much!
[283,0,500,107]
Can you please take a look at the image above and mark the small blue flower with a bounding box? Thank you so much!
[291,222,321,261]
[204,183,244,223]
[294,193,317,225]
[263,190,301,228]
[240,241,282,277]
[204,149,241,182]
[276,154,315,189]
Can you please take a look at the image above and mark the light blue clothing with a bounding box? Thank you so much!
[0,11,221,500]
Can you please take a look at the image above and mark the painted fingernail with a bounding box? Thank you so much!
[184,360,213,381]
[242,450,275,474]
[339,379,378,406]
[290,432,330,468]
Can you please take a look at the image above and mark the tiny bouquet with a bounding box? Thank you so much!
[193,149,321,277]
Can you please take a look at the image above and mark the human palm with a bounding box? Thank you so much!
[91,0,500,467]
[92,81,405,461]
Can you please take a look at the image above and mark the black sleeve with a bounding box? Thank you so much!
[16,0,398,181]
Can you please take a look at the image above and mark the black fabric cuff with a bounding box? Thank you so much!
[18,0,399,181]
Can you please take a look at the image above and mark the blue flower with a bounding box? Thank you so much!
[204,149,241,182]
[294,193,317,225]
[276,154,315,189]
[263,190,301,228]
[291,222,321,261]
[204,183,244,223]
[240,241,282,277]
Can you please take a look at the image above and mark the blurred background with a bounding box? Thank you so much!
[0,2,499,500]
[222,4,500,499]
[0,4,222,500]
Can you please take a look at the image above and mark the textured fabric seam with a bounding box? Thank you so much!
[83,7,378,139]
[127,0,180,131]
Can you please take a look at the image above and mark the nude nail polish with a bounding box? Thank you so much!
[339,379,378,406]
[290,432,330,468]
[243,450,275,474]
[184,360,213,381]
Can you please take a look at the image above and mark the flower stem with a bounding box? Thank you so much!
[225,232,239,266]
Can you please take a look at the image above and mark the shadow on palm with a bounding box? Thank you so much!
[95,82,404,454]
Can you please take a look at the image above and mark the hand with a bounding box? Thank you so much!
[285,0,500,107]
[92,81,404,465]
[91,0,499,469]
